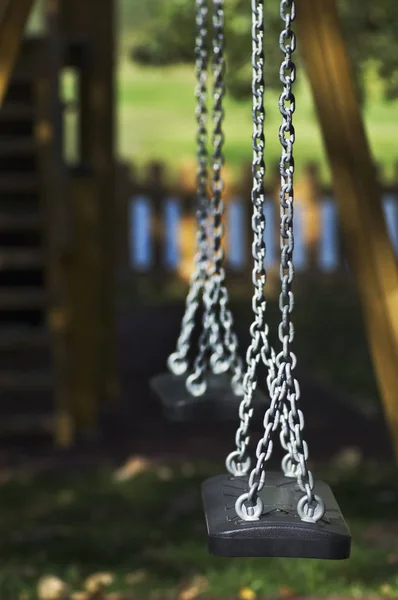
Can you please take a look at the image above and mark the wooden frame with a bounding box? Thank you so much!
[297,0,398,460]
[0,0,35,106]
[35,0,74,446]
[2,0,398,458]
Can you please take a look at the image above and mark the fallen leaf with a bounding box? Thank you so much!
[0,470,11,483]
[179,575,208,600]
[70,593,89,600]
[387,553,398,565]
[181,463,195,477]
[332,446,362,470]
[57,489,75,506]
[125,569,149,585]
[113,456,152,481]
[239,587,256,600]
[37,575,69,600]
[84,572,114,594]
[363,522,398,549]
[278,584,296,597]
[156,466,173,481]
[380,583,393,595]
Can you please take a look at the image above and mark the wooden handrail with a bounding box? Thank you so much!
[0,0,35,105]
[297,0,398,461]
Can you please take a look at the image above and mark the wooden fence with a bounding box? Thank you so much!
[116,160,398,294]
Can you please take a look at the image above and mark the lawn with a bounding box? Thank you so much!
[116,60,398,183]
[1,459,398,599]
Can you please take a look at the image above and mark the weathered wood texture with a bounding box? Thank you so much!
[34,0,74,446]
[67,172,102,433]
[59,0,118,408]
[297,0,398,460]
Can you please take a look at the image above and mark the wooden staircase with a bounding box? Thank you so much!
[0,63,53,434]
[0,0,117,446]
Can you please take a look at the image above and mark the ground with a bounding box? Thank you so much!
[0,459,397,599]
[0,284,397,598]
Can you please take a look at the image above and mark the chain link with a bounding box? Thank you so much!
[168,0,210,378]
[209,0,244,392]
[226,0,278,477]
[234,0,325,525]
[276,0,323,521]
[187,0,244,396]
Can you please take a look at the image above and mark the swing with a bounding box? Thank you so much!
[150,0,267,422]
[201,0,351,559]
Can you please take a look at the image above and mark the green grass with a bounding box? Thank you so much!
[0,460,397,598]
[115,60,398,182]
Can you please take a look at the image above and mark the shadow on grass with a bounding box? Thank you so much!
[0,460,397,597]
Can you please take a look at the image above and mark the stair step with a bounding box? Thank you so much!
[0,413,54,435]
[0,212,41,231]
[0,138,36,156]
[0,175,39,193]
[0,288,46,309]
[3,80,33,106]
[0,370,52,391]
[0,327,49,348]
[0,105,34,120]
[0,249,43,270]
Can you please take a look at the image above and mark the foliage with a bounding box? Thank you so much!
[128,0,398,104]
[116,62,398,178]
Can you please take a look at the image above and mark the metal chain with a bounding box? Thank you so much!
[234,0,326,524]
[225,0,278,477]
[167,0,210,378]
[207,0,244,393]
[187,0,244,397]
[276,0,324,523]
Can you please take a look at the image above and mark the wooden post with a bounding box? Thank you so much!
[297,0,398,460]
[115,161,137,282]
[0,0,35,105]
[298,163,322,270]
[146,161,166,292]
[67,170,102,433]
[35,0,74,447]
[60,0,118,406]
[241,161,253,280]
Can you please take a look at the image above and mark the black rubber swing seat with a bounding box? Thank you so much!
[150,371,268,422]
[202,472,351,559]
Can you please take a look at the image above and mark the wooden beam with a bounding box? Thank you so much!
[35,0,74,447]
[67,171,102,433]
[0,0,35,105]
[60,0,118,406]
[296,0,398,460]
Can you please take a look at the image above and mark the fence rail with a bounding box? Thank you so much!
[116,160,398,292]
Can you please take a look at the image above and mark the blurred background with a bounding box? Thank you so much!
[0,0,397,598]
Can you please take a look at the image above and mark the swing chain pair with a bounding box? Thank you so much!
[167,0,209,379]
[168,0,244,397]
[225,0,277,477]
[275,0,322,521]
[229,0,325,525]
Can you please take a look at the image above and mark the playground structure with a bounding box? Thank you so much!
[0,0,116,446]
[1,0,398,462]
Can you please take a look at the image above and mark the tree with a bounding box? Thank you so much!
[130,0,398,104]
